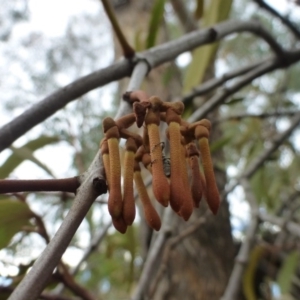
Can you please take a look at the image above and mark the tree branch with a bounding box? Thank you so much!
[0,19,292,152]
[0,177,80,194]
[170,0,198,32]
[253,0,300,39]
[187,58,278,123]
[54,222,111,296]
[72,221,111,275]
[140,20,286,68]
[0,59,133,152]
[0,287,75,300]
[55,263,96,300]
[214,110,299,124]
[242,111,300,179]
[182,60,264,104]
[223,111,300,199]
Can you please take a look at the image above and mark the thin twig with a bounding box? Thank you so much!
[0,177,80,194]
[187,58,278,123]
[223,111,300,198]
[183,60,263,103]
[275,190,300,216]
[214,110,298,124]
[253,0,300,39]
[0,287,75,300]
[73,222,111,275]
[0,59,132,152]
[100,0,135,58]
[53,222,111,295]
[55,264,96,300]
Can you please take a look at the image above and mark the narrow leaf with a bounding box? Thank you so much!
[210,135,232,153]
[0,135,59,178]
[146,0,166,49]
[0,200,34,249]
[243,246,266,300]
[277,251,300,294]
[183,0,233,92]
[194,0,204,20]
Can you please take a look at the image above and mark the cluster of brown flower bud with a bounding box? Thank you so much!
[100,90,220,234]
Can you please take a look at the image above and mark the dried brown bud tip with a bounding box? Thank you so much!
[133,102,150,128]
[112,216,127,234]
[123,90,149,104]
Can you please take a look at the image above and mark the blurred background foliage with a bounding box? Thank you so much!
[1,0,300,299]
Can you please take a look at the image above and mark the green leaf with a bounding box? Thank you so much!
[194,0,204,20]
[0,135,60,178]
[0,200,34,249]
[277,251,300,294]
[145,0,166,49]
[183,0,233,93]
[243,245,266,300]
[210,135,232,153]
[134,29,145,52]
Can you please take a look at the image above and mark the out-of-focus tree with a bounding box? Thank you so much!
[1,1,300,300]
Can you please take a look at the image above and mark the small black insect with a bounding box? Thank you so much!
[151,142,171,178]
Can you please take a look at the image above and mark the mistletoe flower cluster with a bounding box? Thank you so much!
[100,90,220,234]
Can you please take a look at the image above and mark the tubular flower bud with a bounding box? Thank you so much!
[134,167,161,231]
[187,143,204,208]
[195,125,220,215]
[178,144,194,221]
[103,117,123,219]
[123,138,137,225]
[145,108,169,207]
[166,108,185,212]
[101,92,220,232]
[100,139,110,188]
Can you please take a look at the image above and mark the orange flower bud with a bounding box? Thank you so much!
[103,117,123,219]
[134,169,161,231]
[187,143,204,208]
[145,107,170,207]
[195,125,220,215]
[166,108,193,220]
[178,144,193,221]
[123,138,137,225]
